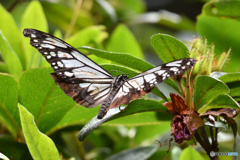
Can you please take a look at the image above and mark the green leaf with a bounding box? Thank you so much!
[66,25,108,48]
[194,76,229,111]
[203,0,240,21]
[0,31,23,78]
[219,73,240,83]
[21,1,48,69]
[80,47,153,72]
[164,78,181,94]
[78,107,122,141]
[78,99,171,141]
[18,67,101,135]
[198,94,240,114]
[0,73,20,138]
[106,145,158,160]
[0,62,8,73]
[0,4,24,67]
[0,137,32,160]
[204,121,228,130]
[219,73,240,101]
[18,104,60,160]
[106,24,144,59]
[134,124,171,144]
[100,64,138,77]
[18,68,77,133]
[197,1,240,72]
[151,34,190,63]
[179,147,204,160]
[109,99,171,121]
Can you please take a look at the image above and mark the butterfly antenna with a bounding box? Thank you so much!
[111,70,124,74]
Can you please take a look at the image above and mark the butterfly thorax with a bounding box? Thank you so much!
[97,74,128,119]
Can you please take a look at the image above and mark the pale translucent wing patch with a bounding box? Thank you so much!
[108,58,197,109]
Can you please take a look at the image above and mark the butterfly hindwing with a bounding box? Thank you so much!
[23,29,114,108]
[51,73,112,108]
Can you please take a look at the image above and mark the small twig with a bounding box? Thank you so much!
[210,127,214,144]
[65,0,83,39]
[200,127,211,147]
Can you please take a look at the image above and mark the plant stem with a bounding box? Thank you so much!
[65,0,83,39]
[194,127,219,160]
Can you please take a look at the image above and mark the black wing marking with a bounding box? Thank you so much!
[108,58,197,109]
[23,29,114,108]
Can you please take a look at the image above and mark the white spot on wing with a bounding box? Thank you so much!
[155,70,165,75]
[170,67,179,72]
[45,37,68,48]
[41,44,55,49]
[62,60,83,68]
[79,83,91,88]
[57,61,63,67]
[64,72,74,77]
[144,73,156,82]
[31,34,36,38]
[50,52,56,57]
[58,51,73,58]
[166,61,181,67]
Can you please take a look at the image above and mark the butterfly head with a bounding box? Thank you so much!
[114,75,128,87]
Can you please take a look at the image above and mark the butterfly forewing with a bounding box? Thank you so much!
[23,29,113,81]
[23,29,114,108]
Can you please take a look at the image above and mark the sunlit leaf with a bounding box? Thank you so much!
[0,4,24,66]
[194,76,229,111]
[0,31,23,78]
[197,1,240,72]
[18,104,60,160]
[80,46,153,71]
[0,73,20,138]
[198,94,240,114]
[107,24,144,59]
[21,1,48,69]
[151,34,190,63]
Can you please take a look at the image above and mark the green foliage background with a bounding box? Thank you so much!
[0,0,239,160]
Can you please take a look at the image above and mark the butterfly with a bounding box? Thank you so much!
[23,29,197,119]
